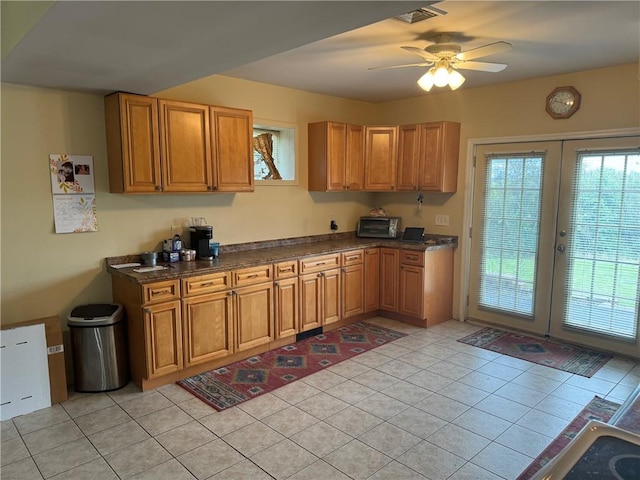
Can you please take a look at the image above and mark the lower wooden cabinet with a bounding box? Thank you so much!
[300,272,322,332]
[364,248,380,312]
[235,282,274,352]
[274,277,299,338]
[112,244,453,391]
[143,300,183,379]
[182,291,233,367]
[341,249,365,320]
[322,268,342,326]
[399,264,424,318]
[379,248,400,312]
[299,253,342,331]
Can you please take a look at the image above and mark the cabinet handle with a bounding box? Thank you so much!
[211,185,218,191]
[342,268,346,273]
[318,272,325,277]
[155,185,162,191]
[279,267,292,273]
[316,262,326,266]
[247,274,259,279]
[153,289,172,295]
[274,282,279,287]
[200,282,214,288]
[227,291,234,297]
[390,185,395,190]
[144,307,151,313]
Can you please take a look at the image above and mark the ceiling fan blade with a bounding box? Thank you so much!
[401,46,438,61]
[456,41,512,61]
[368,62,432,71]
[455,61,507,72]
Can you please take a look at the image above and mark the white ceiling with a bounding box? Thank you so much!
[2,1,639,103]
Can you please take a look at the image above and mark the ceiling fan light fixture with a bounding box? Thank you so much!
[433,62,450,87]
[417,69,435,91]
[448,68,465,90]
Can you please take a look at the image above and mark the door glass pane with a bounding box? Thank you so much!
[478,154,544,317]
[564,150,640,339]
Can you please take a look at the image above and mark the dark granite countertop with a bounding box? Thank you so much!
[106,233,457,285]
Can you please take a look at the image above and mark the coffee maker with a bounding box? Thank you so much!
[190,225,215,260]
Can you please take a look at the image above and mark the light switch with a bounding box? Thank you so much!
[435,215,450,226]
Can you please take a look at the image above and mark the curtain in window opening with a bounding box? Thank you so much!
[253,133,282,180]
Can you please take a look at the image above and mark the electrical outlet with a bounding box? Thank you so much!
[435,215,450,226]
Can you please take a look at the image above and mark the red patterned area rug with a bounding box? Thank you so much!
[177,322,406,411]
[458,327,612,377]
[517,396,621,479]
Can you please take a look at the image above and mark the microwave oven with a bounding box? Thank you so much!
[357,216,400,239]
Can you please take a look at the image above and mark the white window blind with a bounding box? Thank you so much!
[564,149,640,340]
[478,153,545,317]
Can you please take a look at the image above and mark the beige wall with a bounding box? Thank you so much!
[2,63,638,326]
[0,80,377,325]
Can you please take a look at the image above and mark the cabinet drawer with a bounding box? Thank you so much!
[341,249,363,266]
[182,272,231,297]
[233,264,273,287]
[299,254,340,274]
[400,250,424,266]
[274,261,297,279]
[142,280,180,305]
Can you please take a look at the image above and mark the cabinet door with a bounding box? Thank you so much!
[399,264,425,318]
[211,106,254,192]
[345,124,364,190]
[379,248,399,312]
[299,273,322,332]
[234,283,274,352]
[342,263,364,319]
[182,292,233,367]
[322,268,341,325]
[105,93,162,193]
[159,100,212,192]
[364,126,398,191]
[396,124,421,191]
[364,248,380,313]
[326,122,347,191]
[274,277,299,338]
[143,301,183,378]
[418,121,460,192]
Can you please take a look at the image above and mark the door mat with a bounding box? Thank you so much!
[177,322,406,411]
[457,327,612,377]
[516,396,621,479]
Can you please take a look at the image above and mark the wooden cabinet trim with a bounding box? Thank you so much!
[274,261,298,279]
[299,254,340,274]
[233,264,273,287]
[182,272,231,297]
[400,250,425,266]
[341,249,363,266]
[142,280,180,305]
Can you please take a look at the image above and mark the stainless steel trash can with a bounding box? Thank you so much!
[68,303,128,392]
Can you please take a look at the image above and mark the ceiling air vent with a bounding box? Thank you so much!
[394,5,447,24]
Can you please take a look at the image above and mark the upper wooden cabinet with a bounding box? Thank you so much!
[211,106,254,192]
[308,121,364,191]
[105,93,162,193]
[364,126,398,191]
[105,92,254,194]
[159,99,213,193]
[397,121,461,193]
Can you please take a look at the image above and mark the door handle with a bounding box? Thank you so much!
[557,244,565,253]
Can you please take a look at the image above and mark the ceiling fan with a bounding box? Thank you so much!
[371,34,512,91]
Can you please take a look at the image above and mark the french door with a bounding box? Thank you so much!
[469,137,639,358]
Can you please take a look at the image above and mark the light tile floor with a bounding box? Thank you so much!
[2,318,639,480]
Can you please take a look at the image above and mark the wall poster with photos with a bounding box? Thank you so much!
[49,154,98,233]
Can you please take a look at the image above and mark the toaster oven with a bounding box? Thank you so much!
[357,216,400,239]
